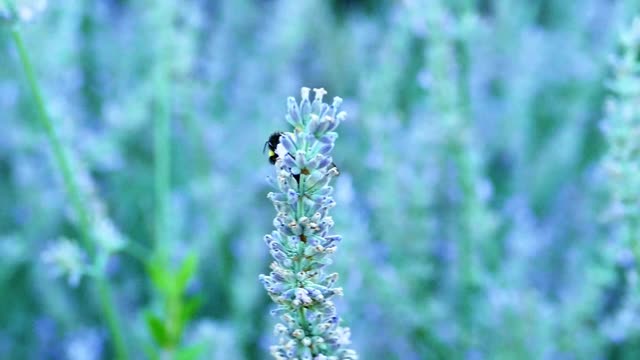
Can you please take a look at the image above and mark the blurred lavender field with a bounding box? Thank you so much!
[3,0,640,359]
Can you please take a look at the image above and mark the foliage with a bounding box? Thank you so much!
[2,0,640,359]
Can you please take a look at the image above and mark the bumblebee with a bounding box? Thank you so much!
[264,132,283,165]
[264,131,339,177]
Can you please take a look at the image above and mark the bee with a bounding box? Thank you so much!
[264,132,283,165]
[264,132,339,180]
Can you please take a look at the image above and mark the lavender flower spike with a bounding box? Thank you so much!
[261,87,357,360]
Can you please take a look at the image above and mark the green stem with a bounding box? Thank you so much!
[97,277,130,360]
[149,10,177,356]
[153,26,172,257]
[296,143,309,331]
[10,28,93,253]
[11,27,130,360]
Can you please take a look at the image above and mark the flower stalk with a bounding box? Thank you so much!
[9,21,130,360]
[260,88,357,360]
[603,17,640,274]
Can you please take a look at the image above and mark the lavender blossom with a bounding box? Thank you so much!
[260,87,357,360]
[603,17,640,264]
[41,238,87,287]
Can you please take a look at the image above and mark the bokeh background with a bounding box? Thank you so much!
[3,0,640,359]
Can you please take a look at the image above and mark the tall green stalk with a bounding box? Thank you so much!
[10,28,93,254]
[153,57,171,256]
[147,4,178,358]
[424,1,494,354]
[151,3,173,258]
[424,10,475,353]
[10,26,130,360]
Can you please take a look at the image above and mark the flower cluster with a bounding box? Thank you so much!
[260,88,357,360]
[603,17,640,251]
[41,238,87,287]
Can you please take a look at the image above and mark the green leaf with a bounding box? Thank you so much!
[176,253,198,292]
[147,258,170,293]
[175,344,207,360]
[180,296,203,325]
[145,312,171,348]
